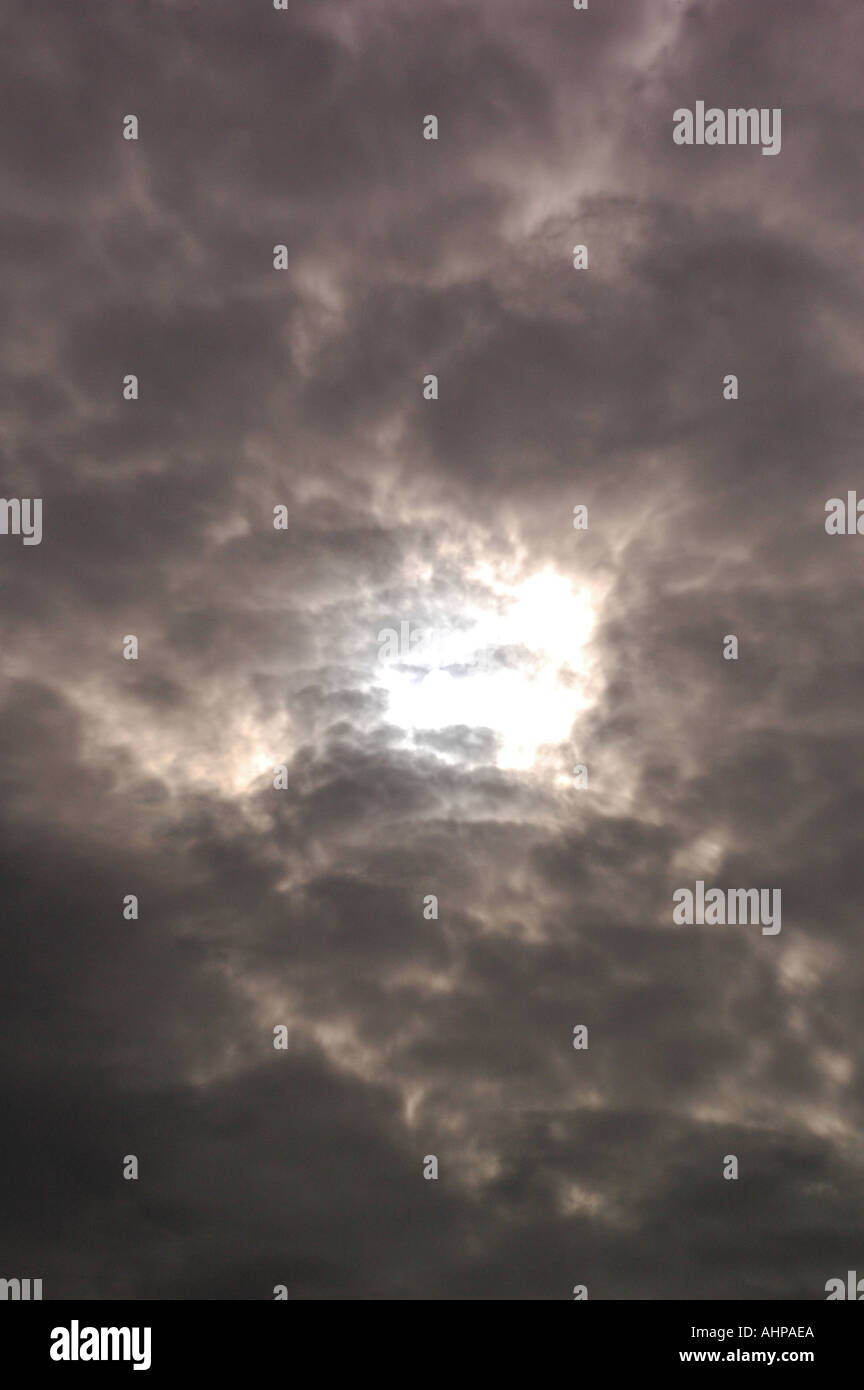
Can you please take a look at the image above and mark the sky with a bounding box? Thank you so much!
[1,0,863,1300]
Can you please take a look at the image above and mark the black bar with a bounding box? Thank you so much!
[2,1300,858,1378]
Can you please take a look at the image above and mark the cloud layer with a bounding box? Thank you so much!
[1,0,863,1298]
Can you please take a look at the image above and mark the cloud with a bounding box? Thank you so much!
[1,0,862,1299]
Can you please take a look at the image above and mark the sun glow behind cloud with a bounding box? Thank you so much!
[377,569,599,770]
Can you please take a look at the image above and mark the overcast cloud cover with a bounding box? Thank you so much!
[1,0,863,1299]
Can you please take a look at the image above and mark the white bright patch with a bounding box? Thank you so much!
[379,569,597,770]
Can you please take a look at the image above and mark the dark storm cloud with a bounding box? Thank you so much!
[1,0,863,1300]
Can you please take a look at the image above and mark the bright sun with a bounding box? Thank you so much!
[377,568,597,770]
